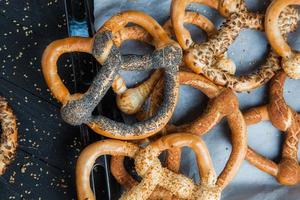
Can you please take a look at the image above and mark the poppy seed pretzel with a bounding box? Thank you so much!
[42,11,182,140]
[172,0,299,92]
[244,71,300,185]
[266,0,300,79]
[138,72,247,191]
[111,11,219,115]
[0,97,17,175]
[76,134,222,200]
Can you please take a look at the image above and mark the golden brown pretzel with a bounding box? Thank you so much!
[76,134,222,200]
[172,0,299,92]
[0,97,17,175]
[171,0,219,49]
[265,0,300,79]
[137,71,247,191]
[244,71,300,185]
[111,11,218,115]
[110,147,180,200]
[42,11,182,140]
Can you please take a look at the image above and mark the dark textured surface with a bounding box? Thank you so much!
[0,0,80,199]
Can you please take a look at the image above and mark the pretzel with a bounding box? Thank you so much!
[111,11,220,115]
[172,0,299,92]
[0,97,17,175]
[135,72,247,191]
[265,0,300,79]
[42,11,182,140]
[110,147,181,200]
[77,134,232,200]
[244,71,300,185]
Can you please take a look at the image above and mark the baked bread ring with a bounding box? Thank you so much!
[172,0,299,91]
[265,0,300,79]
[111,11,218,115]
[42,11,182,140]
[76,134,222,200]
[244,71,300,185]
[0,97,17,175]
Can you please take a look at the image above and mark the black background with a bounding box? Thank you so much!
[0,0,81,199]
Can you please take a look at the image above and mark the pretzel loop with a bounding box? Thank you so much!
[142,72,247,190]
[99,10,174,49]
[76,140,139,200]
[245,71,300,185]
[267,72,300,185]
[265,0,300,79]
[42,11,182,139]
[171,0,219,49]
[41,37,93,104]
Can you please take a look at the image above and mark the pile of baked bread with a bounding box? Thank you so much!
[41,0,300,199]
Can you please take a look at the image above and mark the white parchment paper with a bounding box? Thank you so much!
[94,0,300,199]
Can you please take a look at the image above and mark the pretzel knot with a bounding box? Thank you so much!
[245,71,300,185]
[132,141,221,200]
[42,11,182,140]
[76,134,223,200]
[171,0,299,92]
[265,0,300,79]
[0,97,17,175]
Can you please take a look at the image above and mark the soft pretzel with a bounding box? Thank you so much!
[265,0,300,79]
[111,11,219,115]
[172,0,299,92]
[136,71,247,191]
[110,147,181,200]
[42,11,182,140]
[77,134,231,200]
[0,97,17,175]
[244,71,300,185]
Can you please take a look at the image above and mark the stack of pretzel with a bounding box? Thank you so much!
[41,0,300,199]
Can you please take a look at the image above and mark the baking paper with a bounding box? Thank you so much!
[94,0,300,199]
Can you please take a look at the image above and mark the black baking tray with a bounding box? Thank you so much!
[64,0,124,199]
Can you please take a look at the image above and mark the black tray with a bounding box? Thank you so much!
[64,0,123,199]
